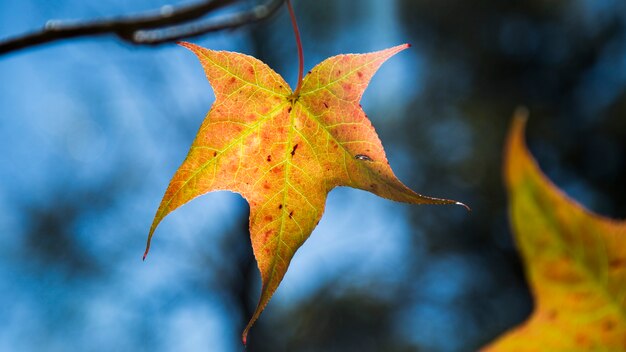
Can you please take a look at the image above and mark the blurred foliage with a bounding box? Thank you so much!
[485,112,626,351]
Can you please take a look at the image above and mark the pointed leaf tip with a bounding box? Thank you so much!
[395,43,410,51]
[142,238,152,261]
[456,201,471,212]
[242,316,256,347]
[178,41,196,51]
[178,41,207,55]
[510,107,529,137]
[241,330,248,346]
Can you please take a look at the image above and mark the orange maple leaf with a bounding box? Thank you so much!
[483,110,626,351]
[146,42,463,342]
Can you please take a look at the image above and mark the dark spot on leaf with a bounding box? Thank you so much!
[355,154,373,161]
[278,204,283,210]
[337,69,342,75]
[229,77,236,84]
[248,66,254,74]
[213,151,218,157]
[264,215,273,221]
[263,230,273,241]
[609,258,626,268]
[263,183,270,190]
[575,333,589,346]
[291,144,299,156]
[370,184,378,191]
[357,71,363,78]
[602,319,615,331]
[287,106,292,113]
[267,155,272,162]
[289,211,294,219]
[307,70,311,75]
[323,102,329,109]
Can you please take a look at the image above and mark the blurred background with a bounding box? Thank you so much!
[1,0,625,351]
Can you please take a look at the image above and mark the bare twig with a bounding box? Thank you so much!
[0,0,285,55]
[132,0,285,45]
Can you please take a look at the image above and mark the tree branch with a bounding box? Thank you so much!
[0,0,285,55]
[131,0,285,45]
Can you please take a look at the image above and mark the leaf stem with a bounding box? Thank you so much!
[286,0,304,98]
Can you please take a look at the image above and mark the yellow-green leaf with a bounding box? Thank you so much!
[484,110,626,351]
[146,42,463,343]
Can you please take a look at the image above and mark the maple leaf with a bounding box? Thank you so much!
[483,110,626,351]
[146,42,463,342]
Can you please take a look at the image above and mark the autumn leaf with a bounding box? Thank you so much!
[484,110,626,351]
[145,42,463,342]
